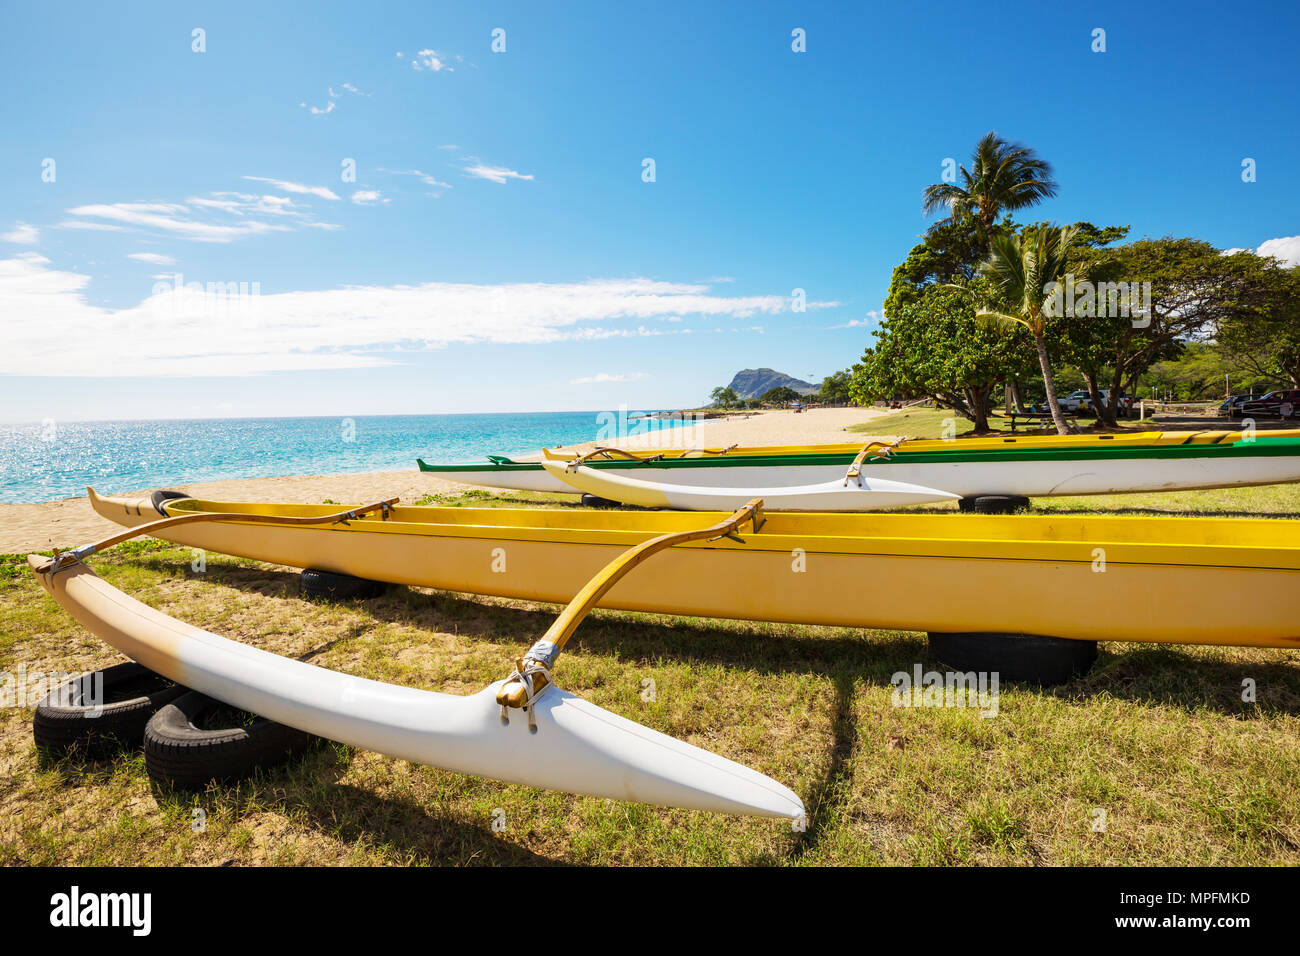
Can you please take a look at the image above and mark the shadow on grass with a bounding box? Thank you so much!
[1067,644,1300,715]
[34,743,147,782]
[791,673,857,859]
[146,743,558,865]
[1034,506,1297,519]
[293,782,560,866]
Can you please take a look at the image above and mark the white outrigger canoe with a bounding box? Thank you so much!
[540,460,959,511]
[30,502,803,819]
[418,431,1300,499]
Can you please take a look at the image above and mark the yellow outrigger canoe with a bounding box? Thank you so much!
[89,489,1300,649]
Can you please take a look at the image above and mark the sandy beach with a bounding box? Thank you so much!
[1,407,887,553]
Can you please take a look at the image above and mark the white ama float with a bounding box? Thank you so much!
[29,501,804,820]
[540,459,959,511]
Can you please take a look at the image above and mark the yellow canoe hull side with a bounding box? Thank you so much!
[86,490,1300,648]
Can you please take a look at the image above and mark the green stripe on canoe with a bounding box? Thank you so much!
[417,435,1300,473]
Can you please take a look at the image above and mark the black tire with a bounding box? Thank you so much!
[928,632,1098,685]
[299,567,386,601]
[580,493,621,509]
[150,489,191,516]
[33,662,186,756]
[144,691,317,790]
[957,495,1032,515]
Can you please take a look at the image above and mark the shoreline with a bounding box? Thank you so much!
[0,407,887,553]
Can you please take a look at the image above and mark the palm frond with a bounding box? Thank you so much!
[975,309,1028,331]
[921,183,968,219]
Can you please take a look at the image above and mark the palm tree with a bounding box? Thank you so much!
[922,132,1059,244]
[975,224,1080,435]
[710,386,738,408]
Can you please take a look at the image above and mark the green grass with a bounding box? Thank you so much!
[1,486,1297,866]
[410,488,575,508]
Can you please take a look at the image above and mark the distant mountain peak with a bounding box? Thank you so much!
[726,368,817,399]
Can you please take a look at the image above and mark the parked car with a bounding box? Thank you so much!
[1057,389,1132,417]
[1220,393,1265,416]
[1056,390,1092,413]
[1239,389,1300,419]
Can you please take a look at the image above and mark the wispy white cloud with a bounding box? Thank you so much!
[463,162,535,185]
[0,265,837,378]
[188,192,301,217]
[410,49,453,71]
[570,372,651,385]
[829,311,880,330]
[300,82,368,115]
[58,220,129,232]
[58,184,339,244]
[127,252,176,265]
[242,176,341,201]
[380,168,454,190]
[65,203,292,243]
[2,222,39,244]
[350,190,388,205]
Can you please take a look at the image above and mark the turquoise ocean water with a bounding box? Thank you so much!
[0,411,691,504]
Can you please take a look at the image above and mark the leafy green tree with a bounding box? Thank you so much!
[818,370,854,404]
[884,213,1007,320]
[974,224,1081,434]
[850,285,1034,432]
[1077,240,1280,418]
[761,386,801,404]
[922,132,1058,243]
[709,386,739,408]
[1217,263,1300,388]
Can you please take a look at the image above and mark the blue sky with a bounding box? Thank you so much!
[1,0,1297,422]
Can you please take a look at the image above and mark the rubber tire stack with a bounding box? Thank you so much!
[144,691,318,790]
[33,661,186,756]
[928,632,1098,685]
[299,568,387,601]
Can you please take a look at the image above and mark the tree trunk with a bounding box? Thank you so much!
[1010,379,1029,413]
[1034,333,1071,435]
[1083,372,1116,427]
[966,385,990,433]
[1111,366,1141,421]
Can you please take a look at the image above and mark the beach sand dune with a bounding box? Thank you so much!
[1,407,886,553]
